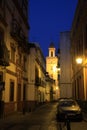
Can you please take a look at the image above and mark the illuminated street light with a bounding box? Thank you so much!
[76,57,82,64]
[56,86,58,90]
[57,67,60,72]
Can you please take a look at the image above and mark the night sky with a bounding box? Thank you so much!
[29,0,78,57]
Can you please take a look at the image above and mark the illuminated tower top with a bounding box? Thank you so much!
[49,42,56,57]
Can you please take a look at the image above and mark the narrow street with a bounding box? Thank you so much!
[0,102,87,130]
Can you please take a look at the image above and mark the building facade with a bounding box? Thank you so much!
[59,31,72,98]
[27,43,46,111]
[71,0,87,100]
[0,0,29,116]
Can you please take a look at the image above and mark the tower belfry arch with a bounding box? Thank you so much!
[49,42,56,57]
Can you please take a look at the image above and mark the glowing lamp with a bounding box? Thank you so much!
[76,57,82,64]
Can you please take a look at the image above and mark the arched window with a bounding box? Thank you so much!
[51,51,53,57]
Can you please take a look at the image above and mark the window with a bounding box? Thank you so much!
[19,53,22,64]
[23,84,26,100]
[58,74,60,80]
[17,84,21,101]
[9,81,14,101]
[51,51,53,57]
[12,20,18,34]
[0,29,9,66]
[23,56,26,70]
[35,66,39,78]
[11,46,15,62]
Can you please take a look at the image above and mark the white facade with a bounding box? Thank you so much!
[27,43,46,108]
[59,31,72,98]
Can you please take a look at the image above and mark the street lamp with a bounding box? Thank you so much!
[76,57,83,64]
[75,56,87,100]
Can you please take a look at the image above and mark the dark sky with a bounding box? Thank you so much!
[29,0,78,57]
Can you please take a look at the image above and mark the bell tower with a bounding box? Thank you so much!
[46,42,60,100]
[49,42,56,57]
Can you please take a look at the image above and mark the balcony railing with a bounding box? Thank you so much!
[35,77,41,86]
[10,19,27,42]
[10,19,28,52]
[0,41,9,66]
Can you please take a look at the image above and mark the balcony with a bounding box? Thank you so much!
[35,77,41,86]
[41,80,46,87]
[10,19,21,41]
[10,19,27,42]
[0,41,9,66]
[12,0,29,29]
[10,19,28,52]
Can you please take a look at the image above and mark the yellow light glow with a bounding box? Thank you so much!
[76,57,82,64]
[53,66,56,72]
[56,87,58,90]
[57,68,60,71]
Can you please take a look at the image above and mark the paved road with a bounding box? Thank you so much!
[0,103,58,130]
[0,102,87,130]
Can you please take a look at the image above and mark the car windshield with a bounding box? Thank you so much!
[59,100,76,107]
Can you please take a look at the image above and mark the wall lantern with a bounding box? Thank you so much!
[76,57,83,64]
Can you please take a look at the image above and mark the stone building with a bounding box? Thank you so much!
[71,0,87,100]
[0,0,29,116]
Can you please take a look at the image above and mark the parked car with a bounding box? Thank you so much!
[56,98,83,122]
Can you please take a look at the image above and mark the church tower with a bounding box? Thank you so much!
[49,42,56,57]
[46,42,60,100]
